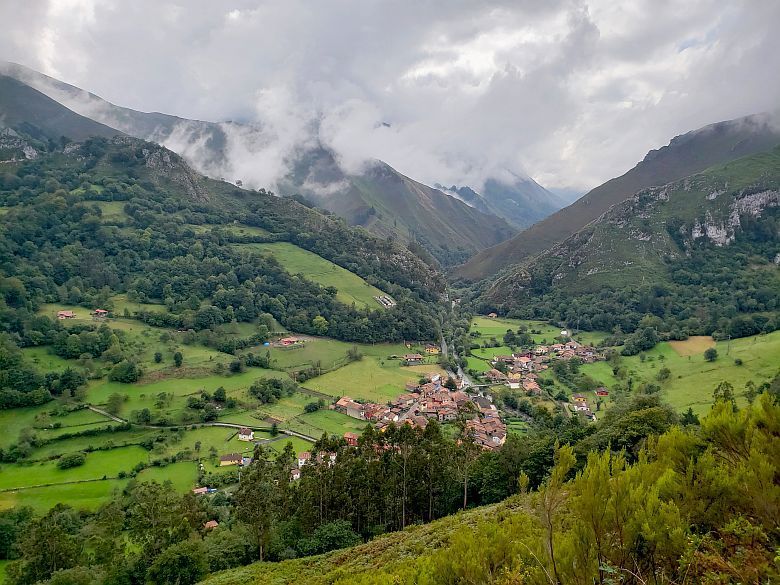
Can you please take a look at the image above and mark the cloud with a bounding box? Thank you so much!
[1,0,780,192]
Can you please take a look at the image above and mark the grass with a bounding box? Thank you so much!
[202,499,514,585]
[0,479,127,513]
[0,446,149,491]
[305,357,446,403]
[288,410,368,438]
[669,336,715,356]
[581,331,780,415]
[471,317,610,347]
[190,223,270,237]
[470,346,513,359]
[239,242,389,309]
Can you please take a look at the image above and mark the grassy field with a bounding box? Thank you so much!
[581,331,780,415]
[190,223,271,237]
[0,559,7,584]
[470,346,513,359]
[669,336,716,356]
[0,479,127,513]
[306,357,446,402]
[239,242,389,309]
[287,410,368,438]
[471,316,610,347]
[267,338,410,372]
[465,356,492,373]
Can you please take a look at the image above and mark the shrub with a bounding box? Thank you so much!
[57,452,86,469]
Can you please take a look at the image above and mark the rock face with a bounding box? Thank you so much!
[0,128,39,161]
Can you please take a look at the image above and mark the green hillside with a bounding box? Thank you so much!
[482,146,780,341]
[1,64,516,267]
[456,112,780,281]
[239,242,388,309]
[283,149,517,266]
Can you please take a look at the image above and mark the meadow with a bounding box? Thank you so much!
[305,357,446,402]
[471,316,610,346]
[581,331,780,415]
[239,242,389,309]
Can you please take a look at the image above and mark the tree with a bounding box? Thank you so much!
[173,351,183,367]
[537,443,576,585]
[312,315,329,335]
[704,348,718,362]
[234,449,277,560]
[297,520,361,556]
[213,386,227,403]
[108,360,142,383]
[57,453,86,469]
[153,351,163,364]
[5,505,84,584]
[146,539,207,585]
[713,380,735,405]
[106,393,124,415]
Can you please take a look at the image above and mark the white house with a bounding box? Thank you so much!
[237,427,254,441]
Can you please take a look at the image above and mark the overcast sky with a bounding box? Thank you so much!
[3,0,780,192]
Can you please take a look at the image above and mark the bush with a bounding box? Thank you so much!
[704,348,718,362]
[57,452,86,469]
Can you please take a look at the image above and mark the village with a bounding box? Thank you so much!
[481,335,606,422]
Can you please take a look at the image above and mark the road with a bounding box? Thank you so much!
[440,335,473,388]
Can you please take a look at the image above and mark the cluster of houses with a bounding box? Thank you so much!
[56,308,109,320]
[484,340,604,391]
[334,373,507,450]
[273,336,304,348]
[569,388,610,422]
[466,396,508,449]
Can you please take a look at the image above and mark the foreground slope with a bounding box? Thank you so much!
[203,396,780,585]
[1,62,515,265]
[456,112,780,280]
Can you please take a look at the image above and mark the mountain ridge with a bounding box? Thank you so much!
[455,111,780,281]
[0,61,522,265]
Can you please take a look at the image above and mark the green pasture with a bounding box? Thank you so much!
[581,331,780,415]
[471,317,610,347]
[0,479,127,513]
[470,346,513,360]
[305,357,446,403]
[239,242,389,309]
[287,410,367,438]
[190,223,270,237]
[0,446,149,491]
[465,356,492,373]
[268,437,312,455]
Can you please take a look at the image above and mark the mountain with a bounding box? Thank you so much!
[0,62,515,265]
[0,74,121,143]
[440,173,566,230]
[481,146,780,338]
[283,148,516,265]
[455,112,780,281]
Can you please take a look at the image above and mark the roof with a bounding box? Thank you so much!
[344,432,359,439]
[239,427,252,434]
[404,353,424,360]
[94,308,108,314]
[299,451,311,460]
[204,520,219,529]
[219,453,242,462]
